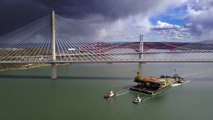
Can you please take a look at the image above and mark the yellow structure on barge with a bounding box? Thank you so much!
[130,72,184,95]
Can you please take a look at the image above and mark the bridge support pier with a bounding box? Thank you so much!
[51,63,57,79]
[51,10,57,79]
[139,53,142,59]
[139,34,143,60]
[51,11,57,80]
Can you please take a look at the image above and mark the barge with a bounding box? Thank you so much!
[130,72,185,95]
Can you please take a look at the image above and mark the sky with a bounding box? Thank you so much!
[0,0,213,42]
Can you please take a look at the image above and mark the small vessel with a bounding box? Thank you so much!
[133,95,142,104]
[177,79,185,83]
[104,90,116,99]
[173,70,185,83]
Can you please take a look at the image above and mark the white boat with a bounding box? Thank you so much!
[133,95,142,104]
[104,90,116,99]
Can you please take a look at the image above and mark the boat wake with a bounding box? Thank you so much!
[172,80,190,87]
[116,90,129,97]
[172,83,182,87]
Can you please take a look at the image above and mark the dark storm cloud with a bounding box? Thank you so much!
[34,0,157,20]
[0,0,163,36]
[1,0,189,42]
[0,0,152,36]
[0,0,50,36]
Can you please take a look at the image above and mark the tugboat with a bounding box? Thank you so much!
[104,90,116,99]
[177,79,185,83]
[173,70,185,83]
[133,95,142,104]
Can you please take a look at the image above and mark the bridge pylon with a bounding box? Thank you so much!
[139,34,143,60]
[51,10,57,80]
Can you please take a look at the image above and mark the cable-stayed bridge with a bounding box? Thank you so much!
[0,11,213,78]
[1,41,213,64]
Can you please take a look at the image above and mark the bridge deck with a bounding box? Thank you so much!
[1,51,213,64]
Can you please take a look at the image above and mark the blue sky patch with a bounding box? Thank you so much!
[150,4,188,26]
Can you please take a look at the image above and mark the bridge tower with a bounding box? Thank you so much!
[139,34,143,59]
[51,10,57,79]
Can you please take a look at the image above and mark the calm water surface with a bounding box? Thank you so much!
[0,63,213,120]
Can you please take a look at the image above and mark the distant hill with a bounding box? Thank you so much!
[200,40,213,44]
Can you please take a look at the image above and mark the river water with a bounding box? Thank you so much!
[0,63,213,120]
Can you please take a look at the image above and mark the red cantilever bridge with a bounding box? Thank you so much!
[79,42,213,53]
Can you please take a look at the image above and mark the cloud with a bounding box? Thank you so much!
[95,14,152,41]
[40,0,187,42]
[152,21,181,30]
[186,0,213,41]
[0,0,188,42]
[55,14,152,42]
[147,0,213,42]
[149,20,191,42]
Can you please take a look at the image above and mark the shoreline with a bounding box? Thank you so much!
[0,64,50,72]
[0,63,71,72]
